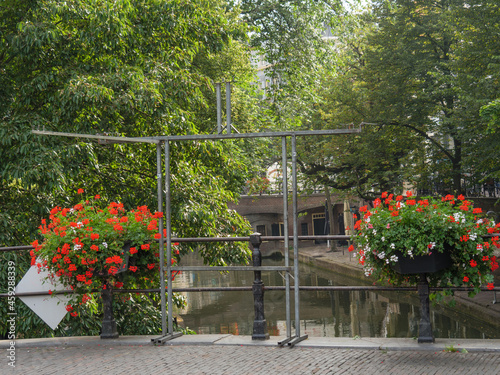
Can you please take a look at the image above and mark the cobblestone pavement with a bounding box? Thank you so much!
[5,344,500,375]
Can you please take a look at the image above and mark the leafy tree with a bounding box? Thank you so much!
[455,0,500,184]
[294,4,415,210]
[359,0,500,195]
[240,0,343,128]
[303,0,500,199]
[1,0,254,338]
[1,0,253,250]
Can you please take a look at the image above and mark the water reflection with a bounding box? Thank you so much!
[173,251,499,339]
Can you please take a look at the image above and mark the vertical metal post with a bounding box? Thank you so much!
[226,81,231,134]
[288,135,308,346]
[216,83,222,135]
[165,141,173,335]
[152,140,182,344]
[250,233,269,340]
[157,143,167,335]
[282,137,291,339]
[292,135,299,337]
[417,273,434,343]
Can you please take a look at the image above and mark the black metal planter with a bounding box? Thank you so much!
[391,250,452,275]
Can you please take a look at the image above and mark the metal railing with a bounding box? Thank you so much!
[1,234,498,345]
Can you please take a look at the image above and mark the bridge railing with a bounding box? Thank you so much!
[1,234,498,346]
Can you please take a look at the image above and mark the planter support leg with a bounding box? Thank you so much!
[101,281,119,339]
[417,273,434,343]
[250,233,269,340]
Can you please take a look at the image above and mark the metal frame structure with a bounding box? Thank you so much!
[32,126,361,345]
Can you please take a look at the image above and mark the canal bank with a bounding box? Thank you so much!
[294,244,500,331]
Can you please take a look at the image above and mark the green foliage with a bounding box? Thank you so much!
[481,100,500,131]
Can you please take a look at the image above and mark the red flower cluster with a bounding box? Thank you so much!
[32,193,180,319]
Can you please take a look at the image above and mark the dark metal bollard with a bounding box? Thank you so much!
[417,273,434,343]
[101,281,119,339]
[250,233,269,340]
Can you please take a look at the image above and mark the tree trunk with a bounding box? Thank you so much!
[324,185,335,252]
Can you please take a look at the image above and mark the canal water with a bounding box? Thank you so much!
[172,251,499,339]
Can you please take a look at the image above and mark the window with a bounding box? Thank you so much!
[256,225,266,236]
[301,222,308,236]
[271,223,285,236]
[312,213,327,244]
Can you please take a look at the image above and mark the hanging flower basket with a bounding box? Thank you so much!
[349,192,500,299]
[30,190,180,337]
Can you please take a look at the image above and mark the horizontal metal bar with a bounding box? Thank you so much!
[3,286,498,298]
[168,237,251,243]
[0,236,353,252]
[151,332,183,344]
[31,128,362,145]
[159,128,362,141]
[0,245,33,252]
[2,290,75,297]
[261,235,351,241]
[162,287,253,292]
[5,232,500,252]
[288,334,308,347]
[166,235,351,243]
[172,266,292,272]
[31,129,160,144]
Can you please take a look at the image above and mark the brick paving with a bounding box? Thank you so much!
[5,344,500,375]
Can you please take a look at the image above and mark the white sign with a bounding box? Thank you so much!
[16,263,71,330]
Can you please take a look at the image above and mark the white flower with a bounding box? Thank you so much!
[102,242,108,248]
[373,229,377,236]
[477,244,483,252]
[453,212,466,224]
[73,244,82,251]
[390,243,395,250]
[390,255,399,262]
[381,236,385,242]
[469,233,477,241]
[377,251,386,259]
[407,250,413,258]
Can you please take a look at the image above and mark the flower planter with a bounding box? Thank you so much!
[351,192,500,344]
[391,250,452,275]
